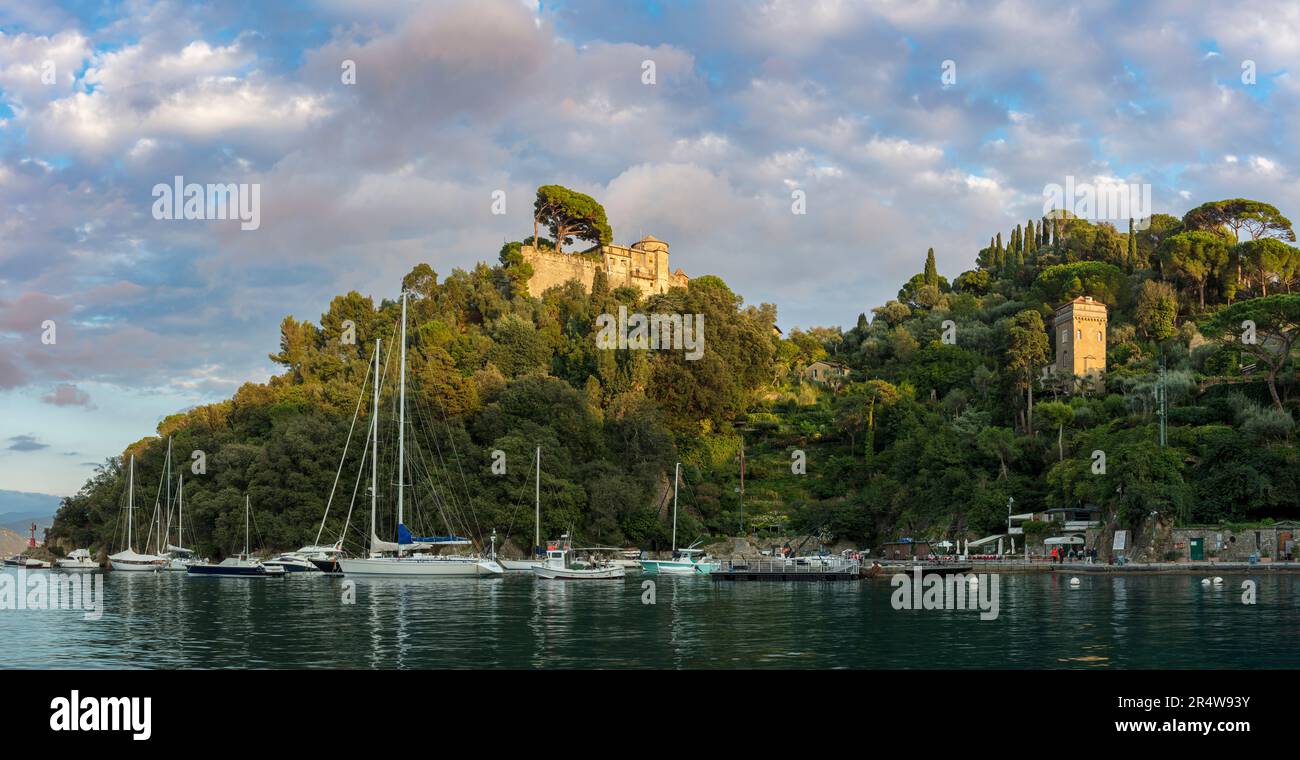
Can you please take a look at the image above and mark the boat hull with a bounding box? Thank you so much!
[109,558,165,572]
[55,561,99,571]
[532,565,625,580]
[309,558,343,575]
[338,556,504,577]
[500,558,543,571]
[639,559,717,575]
[186,564,281,577]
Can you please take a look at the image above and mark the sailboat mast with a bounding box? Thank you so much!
[163,436,171,553]
[244,495,250,557]
[370,338,380,554]
[397,291,407,533]
[127,454,135,552]
[178,474,184,550]
[672,462,679,553]
[535,446,541,553]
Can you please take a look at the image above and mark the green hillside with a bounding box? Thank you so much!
[49,191,1300,558]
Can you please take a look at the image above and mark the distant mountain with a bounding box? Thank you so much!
[0,527,27,556]
[0,490,64,535]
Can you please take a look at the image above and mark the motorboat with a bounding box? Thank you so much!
[532,546,625,580]
[638,464,719,575]
[55,549,98,571]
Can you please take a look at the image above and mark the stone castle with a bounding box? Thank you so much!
[521,234,689,298]
[1054,295,1108,378]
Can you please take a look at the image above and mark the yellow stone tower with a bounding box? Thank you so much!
[1054,296,1108,379]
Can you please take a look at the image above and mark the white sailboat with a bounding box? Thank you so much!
[163,473,206,570]
[638,462,719,575]
[500,446,545,571]
[338,300,503,578]
[109,455,167,572]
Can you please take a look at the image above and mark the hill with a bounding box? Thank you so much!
[47,189,1300,557]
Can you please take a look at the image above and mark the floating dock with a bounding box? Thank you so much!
[710,559,862,582]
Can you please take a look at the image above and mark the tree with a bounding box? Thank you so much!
[1234,238,1300,297]
[533,185,613,255]
[1134,280,1178,340]
[1159,231,1230,310]
[976,426,1016,480]
[924,248,939,288]
[1035,400,1074,461]
[1204,295,1300,410]
[860,380,901,462]
[1183,198,1296,243]
[1005,310,1051,433]
[1033,261,1126,307]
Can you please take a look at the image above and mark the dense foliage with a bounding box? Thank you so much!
[50,190,1300,556]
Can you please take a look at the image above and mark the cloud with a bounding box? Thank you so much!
[7,434,48,452]
[3,0,1300,495]
[41,383,95,409]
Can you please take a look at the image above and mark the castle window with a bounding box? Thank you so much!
[1077,329,1082,341]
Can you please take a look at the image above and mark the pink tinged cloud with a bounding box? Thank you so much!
[41,382,95,409]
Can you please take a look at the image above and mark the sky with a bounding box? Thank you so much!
[0,0,1297,496]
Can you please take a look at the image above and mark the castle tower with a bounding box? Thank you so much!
[1054,296,1108,378]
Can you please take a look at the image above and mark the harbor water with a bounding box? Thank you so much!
[2,569,1296,669]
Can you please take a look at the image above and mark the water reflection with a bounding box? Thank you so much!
[2,568,1297,669]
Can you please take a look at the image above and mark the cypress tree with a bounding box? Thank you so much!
[924,248,939,288]
[1127,217,1138,270]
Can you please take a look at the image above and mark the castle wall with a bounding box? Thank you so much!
[521,247,600,294]
[521,240,685,298]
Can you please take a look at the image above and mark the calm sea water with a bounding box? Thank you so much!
[2,568,1297,669]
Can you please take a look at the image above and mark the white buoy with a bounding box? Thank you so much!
[1201,578,1211,585]
[1069,577,1080,586]
[1213,576,1224,585]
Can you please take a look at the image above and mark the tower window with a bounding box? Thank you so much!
[1077,329,1082,341]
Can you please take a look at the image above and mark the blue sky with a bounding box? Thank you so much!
[1,0,1298,495]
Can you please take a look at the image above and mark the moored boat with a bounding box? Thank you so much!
[55,549,98,571]
[532,547,625,580]
[187,496,285,578]
[262,552,321,573]
[638,464,719,575]
[108,455,167,572]
[335,307,502,579]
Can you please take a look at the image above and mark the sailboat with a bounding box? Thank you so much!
[500,446,545,571]
[187,496,284,577]
[163,473,206,570]
[337,299,504,577]
[109,455,168,572]
[638,462,719,575]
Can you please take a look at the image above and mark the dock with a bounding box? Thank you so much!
[710,559,862,582]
